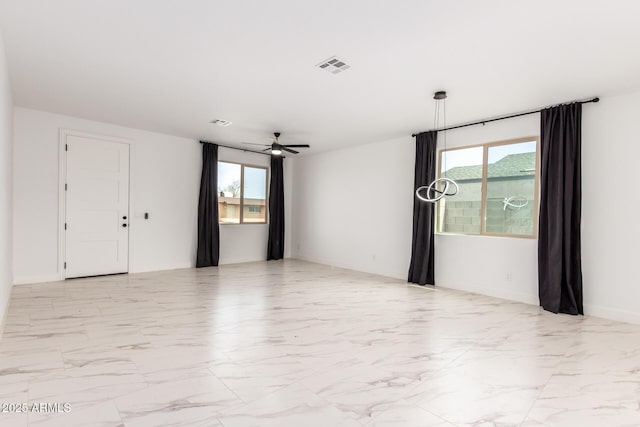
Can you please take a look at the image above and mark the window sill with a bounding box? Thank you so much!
[219,222,268,226]
[435,232,537,240]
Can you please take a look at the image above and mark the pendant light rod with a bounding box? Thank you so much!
[416,90,459,203]
[412,97,599,137]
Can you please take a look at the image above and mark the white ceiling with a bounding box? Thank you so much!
[1,0,639,153]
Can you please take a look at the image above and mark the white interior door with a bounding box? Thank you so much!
[65,134,129,278]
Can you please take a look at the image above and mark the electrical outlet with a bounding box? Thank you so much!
[506,272,513,281]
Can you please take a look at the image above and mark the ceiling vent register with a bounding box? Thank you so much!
[211,119,232,127]
[317,56,350,74]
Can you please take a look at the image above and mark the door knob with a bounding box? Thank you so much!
[122,216,127,220]
[122,224,128,228]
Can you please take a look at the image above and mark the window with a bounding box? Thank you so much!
[217,161,267,224]
[437,137,539,238]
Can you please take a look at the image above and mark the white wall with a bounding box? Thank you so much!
[292,136,415,279]
[0,28,14,329]
[13,109,292,285]
[582,92,640,323]
[293,91,640,324]
[13,108,201,283]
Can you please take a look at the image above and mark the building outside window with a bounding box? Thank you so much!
[437,137,539,238]
[217,161,267,224]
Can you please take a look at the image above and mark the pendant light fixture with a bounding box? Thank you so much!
[416,91,459,203]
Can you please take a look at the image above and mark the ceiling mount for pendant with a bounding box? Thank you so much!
[433,91,447,100]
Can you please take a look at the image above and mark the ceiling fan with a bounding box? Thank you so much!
[243,132,310,155]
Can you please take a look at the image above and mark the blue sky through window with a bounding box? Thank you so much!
[441,140,536,173]
[244,167,266,199]
[218,162,240,195]
[218,162,266,199]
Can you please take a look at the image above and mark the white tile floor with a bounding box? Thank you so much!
[1,260,640,426]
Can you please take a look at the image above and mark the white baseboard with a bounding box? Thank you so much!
[219,257,267,265]
[294,253,406,281]
[584,303,640,325]
[14,264,195,284]
[296,254,541,307]
[297,257,640,326]
[13,274,61,285]
[437,281,539,306]
[0,293,11,342]
[0,292,9,341]
[13,260,640,326]
[130,263,194,274]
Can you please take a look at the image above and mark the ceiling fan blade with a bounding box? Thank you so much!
[282,144,310,148]
[282,147,299,154]
[262,147,272,152]
[242,142,269,146]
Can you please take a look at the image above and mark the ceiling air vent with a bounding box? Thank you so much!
[210,119,232,127]
[317,56,350,74]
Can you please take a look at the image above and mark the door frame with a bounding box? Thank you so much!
[57,129,134,280]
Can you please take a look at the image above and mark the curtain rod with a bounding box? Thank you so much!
[199,140,273,156]
[411,97,599,137]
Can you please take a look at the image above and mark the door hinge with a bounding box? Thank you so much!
[65,183,68,191]
[65,144,68,151]
[64,223,67,230]
[64,262,67,269]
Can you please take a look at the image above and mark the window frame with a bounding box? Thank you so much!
[436,136,540,239]
[217,160,269,225]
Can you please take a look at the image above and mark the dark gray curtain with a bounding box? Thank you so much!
[267,156,285,260]
[408,131,438,285]
[196,142,220,267]
[538,103,583,314]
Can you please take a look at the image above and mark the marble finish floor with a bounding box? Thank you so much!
[2,260,640,426]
